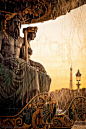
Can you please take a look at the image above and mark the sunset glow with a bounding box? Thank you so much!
[21,5,86,91]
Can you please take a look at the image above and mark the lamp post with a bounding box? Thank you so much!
[76,69,81,92]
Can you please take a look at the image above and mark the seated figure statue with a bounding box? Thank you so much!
[0,15,51,116]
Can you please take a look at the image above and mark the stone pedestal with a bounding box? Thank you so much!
[71,121,86,129]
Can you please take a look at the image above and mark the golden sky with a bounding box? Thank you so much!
[21,4,86,91]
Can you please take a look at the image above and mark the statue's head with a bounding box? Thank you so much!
[27,31,37,41]
[27,27,38,41]
[23,27,38,41]
[6,15,22,39]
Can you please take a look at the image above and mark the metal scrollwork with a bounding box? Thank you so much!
[16,117,23,127]
[66,97,86,122]
[0,92,56,129]
[51,96,86,129]
[3,0,51,26]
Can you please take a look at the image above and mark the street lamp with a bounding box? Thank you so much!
[76,69,81,92]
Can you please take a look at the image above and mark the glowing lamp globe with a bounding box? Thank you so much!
[76,69,81,81]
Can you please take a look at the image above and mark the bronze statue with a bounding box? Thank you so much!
[0,15,22,58]
[0,15,51,116]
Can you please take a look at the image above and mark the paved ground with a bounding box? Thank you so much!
[71,121,86,129]
[71,125,86,129]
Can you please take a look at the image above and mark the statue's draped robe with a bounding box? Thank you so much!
[0,58,51,116]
